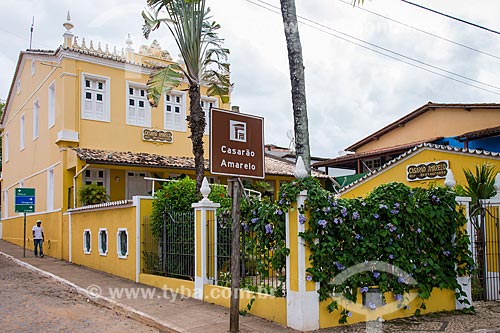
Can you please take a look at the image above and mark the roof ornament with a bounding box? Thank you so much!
[199,177,213,204]
[63,11,75,48]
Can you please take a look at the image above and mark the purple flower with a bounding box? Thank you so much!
[360,286,369,293]
[373,272,380,279]
[394,203,400,208]
[252,210,257,216]
[251,217,259,224]
[416,228,422,234]
[394,294,402,301]
[306,275,313,281]
[334,217,343,224]
[323,207,331,213]
[373,213,379,219]
[318,219,328,228]
[352,211,360,220]
[278,199,283,205]
[265,224,273,234]
[390,209,399,215]
[299,214,307,224]
[386,223,397,232]
[389,254,394,260]
[368,302,377,310]
[443,250,451,256]
[431,195,440,204]
[275,209,283,216]
[341,207,348,217]
[355,234,361,240]
[241,222,249,232]
[379,204,387,209]
[397,277,405,283]
[361,201,366,207]
[335,262,345,270]
[347,311,352,317]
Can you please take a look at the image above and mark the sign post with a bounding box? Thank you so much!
[15,188,36,257]
[210,108,264,332]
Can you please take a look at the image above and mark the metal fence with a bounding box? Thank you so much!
[467,199,500,301]
[207,216,287,297]
[142,209,195,280]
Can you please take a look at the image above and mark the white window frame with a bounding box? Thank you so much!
[33,100,39,139]
[126,81,151,127]
[48,81,55,128]
[4,132,8,163]
[47,168,54,211]
[31,60,36,76]
[98,228,108,256]
[117,228,128,259]
[81,73,110,122]
[83,229,92,254]
[164,91,186,132]
[20,114,25,150]
[201,97,218,134]
[3,190,8,219]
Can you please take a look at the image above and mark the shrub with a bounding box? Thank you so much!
[78,183,109,206]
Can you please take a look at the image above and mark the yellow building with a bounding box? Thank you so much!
[1,14,326,254]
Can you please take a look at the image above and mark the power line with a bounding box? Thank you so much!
[337,0,500,62]
[244,0,500,96]
[400,0,500,36]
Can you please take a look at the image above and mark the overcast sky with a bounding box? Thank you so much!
[1,0,500,158]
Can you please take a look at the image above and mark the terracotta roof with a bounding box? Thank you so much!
[346,102,500,151]
[313,138,442,168]
[456,125,500,141]
[71,148,327,178]
[339,143,500,194]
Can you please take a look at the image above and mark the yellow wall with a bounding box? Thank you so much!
[319,288,455,328]
[203,285,287,325]
[70,205,136,280]
[342,148,500,198]
[357,107,500,153]
[139,274,195,298]
[1,211,62,258]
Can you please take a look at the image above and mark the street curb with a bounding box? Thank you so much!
[0,251,185,333]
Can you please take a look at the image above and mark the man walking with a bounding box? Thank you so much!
[32,220,44,257]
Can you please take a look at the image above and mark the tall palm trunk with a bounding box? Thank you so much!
[280,0,311,174]
[188,85,205,191]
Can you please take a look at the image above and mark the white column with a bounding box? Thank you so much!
[192,178,220,300]
[286,190,320,331]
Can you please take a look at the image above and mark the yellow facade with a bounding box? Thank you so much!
[341,147,500,198]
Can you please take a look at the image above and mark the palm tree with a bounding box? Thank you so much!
[142,0,231,192]
[278,0,365,174]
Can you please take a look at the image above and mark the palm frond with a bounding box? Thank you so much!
[146,63,185,107]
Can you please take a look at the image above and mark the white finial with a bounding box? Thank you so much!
[494,172,500,194]
[126,33,133,48]
[200,177,212,203]
[294,156,308,179]
[63,11,75,48]
[63,11,74,32]
[444,168,456,188]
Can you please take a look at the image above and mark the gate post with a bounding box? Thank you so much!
[455,196,473,309]
[286,159,320,331]
[192,178,220,300]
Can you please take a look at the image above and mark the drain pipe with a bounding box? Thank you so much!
[73,164,89,208]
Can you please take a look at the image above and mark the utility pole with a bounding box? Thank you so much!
[229,178,242,332]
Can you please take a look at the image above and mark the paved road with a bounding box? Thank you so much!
[0,255,159,333]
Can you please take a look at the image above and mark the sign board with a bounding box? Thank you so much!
[15,188,36,213]
[142,128,173,143]
[210,108,265,179]
[406,160,448,181]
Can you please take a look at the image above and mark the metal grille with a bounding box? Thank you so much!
[207,216,287,296]
[468,200,500,301]
[142,209,195,280]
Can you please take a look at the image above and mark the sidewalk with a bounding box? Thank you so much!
[0,240,295,333]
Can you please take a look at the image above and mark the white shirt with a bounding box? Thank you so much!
[32,225,44,239]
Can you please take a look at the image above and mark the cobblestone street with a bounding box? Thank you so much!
[0,255,158,332]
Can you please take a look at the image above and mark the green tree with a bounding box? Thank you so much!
[142,0,231,192]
